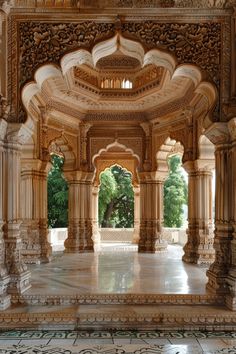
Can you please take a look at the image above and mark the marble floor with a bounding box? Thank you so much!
[0,330,236,353]
[1,245,235,352]
[26,244,208,296]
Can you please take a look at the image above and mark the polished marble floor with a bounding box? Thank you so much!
[0,330,236,353]
[26,244,208,296]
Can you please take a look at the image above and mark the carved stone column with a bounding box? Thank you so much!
[205,123,232,296]
[132,186,140,244]
[91,185,101,251]
[182,161,197,263]
[225,118,236,309]
[64,171,93,253]
[20,159,52,264]
[183,160,215,265]
[0,119,10,309]
[138,172,167,253]
[3,123,32,294]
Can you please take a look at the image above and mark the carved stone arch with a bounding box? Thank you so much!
[156,136,184,178]
[92,140,140,187]
[48,133,76,171]
[169,127,190,163]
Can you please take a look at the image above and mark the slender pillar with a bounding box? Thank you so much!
[0,119,10,309]
[183,160,215,265]
[20,159,52,263]
[205,122,232,296]
[182,162,197,263]
[91,186,101,251]
[132,186,140,244]
[64,171,94,253]
[138,172,167,253]
[3,124,32,294]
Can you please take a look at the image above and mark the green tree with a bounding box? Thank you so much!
[47,154,68,228]
[164,155,188,228]
[99,165,134,228]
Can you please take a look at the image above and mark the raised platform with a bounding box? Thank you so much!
[1,245,234,331]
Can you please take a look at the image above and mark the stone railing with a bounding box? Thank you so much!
[100,228,134,242]
[48,228,67,251]
[162,227,187,246]
[48,227,187,250]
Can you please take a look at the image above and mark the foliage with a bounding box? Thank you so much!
[47,154,68,228]
[98,165,134,228]
[164,155,188,228]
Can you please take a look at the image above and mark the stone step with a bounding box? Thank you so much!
[0,304,236,331]
[11,293,224,306]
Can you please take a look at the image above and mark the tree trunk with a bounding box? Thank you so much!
[102,200,114,227]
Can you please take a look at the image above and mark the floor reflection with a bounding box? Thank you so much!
[27,244,208,295]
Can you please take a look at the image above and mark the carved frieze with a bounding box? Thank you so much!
[19,22,116,86]
[122,22,221,85]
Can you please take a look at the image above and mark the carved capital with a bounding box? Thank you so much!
[182,160,195,174]
[194,159,215,172]
[205,122,230,146]
[21,158,52,174]
[81,123,92,137]
[228,117,236,141]
[140,122,151,137]
[6,122,33,146]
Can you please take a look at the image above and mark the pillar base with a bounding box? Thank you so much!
[21,228,52,264]
[196,253,215,266]
[224,270,236,310]
[206,268,229,295]
[7,270,31,295]
[64,238,94,253]
[138,239,167,253]
[195,228,215,266]
[65,222,94,253]
[154,240,168,253]
[182,227,198,263]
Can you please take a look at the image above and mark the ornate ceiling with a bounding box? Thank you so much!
[22,34,216,123]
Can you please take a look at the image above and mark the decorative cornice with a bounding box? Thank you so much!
[84,111,146,121]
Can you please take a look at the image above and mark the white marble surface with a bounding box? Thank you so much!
[26,245,208,295]
[0,330,236,353]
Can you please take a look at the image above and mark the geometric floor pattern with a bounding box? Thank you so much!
[0,331,236,353]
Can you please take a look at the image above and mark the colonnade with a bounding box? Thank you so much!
[1,117,236,310]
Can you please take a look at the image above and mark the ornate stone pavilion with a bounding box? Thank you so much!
[0,0,236,330]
